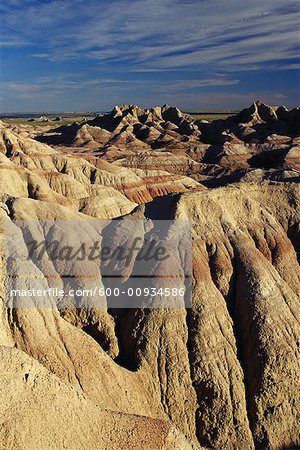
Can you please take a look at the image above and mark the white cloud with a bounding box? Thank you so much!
[0,40,28,47]
[1,0,299,72]
[1,0,299,111]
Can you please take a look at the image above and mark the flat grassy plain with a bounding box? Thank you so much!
[1,116,89,127]
[1,109,238,127]
[186,109,238,121]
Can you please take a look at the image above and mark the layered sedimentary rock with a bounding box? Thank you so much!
[0,120,201,217]
[35,100,299,186]
[0,102,299,449]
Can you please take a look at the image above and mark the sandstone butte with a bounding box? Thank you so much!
[0,100,299,449]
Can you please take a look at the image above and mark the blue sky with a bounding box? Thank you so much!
[0,0,299,112]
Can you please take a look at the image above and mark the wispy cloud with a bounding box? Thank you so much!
[0,0,299,110]
[1,0,299,71]
[0,74,239,95]
[0,40,28,47]
[0,78,291,111]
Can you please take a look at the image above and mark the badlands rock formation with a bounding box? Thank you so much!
[0,101,299,449]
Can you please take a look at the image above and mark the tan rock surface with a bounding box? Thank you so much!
[0,346,197,450]
[0,103,299,449]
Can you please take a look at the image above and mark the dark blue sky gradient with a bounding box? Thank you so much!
[0,0,299,112]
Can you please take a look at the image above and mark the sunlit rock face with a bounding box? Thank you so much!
[0,102,299,449]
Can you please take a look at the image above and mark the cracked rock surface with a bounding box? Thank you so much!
[0,102,299,449]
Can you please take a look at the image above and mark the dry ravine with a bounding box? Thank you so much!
[0,101,299,450]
